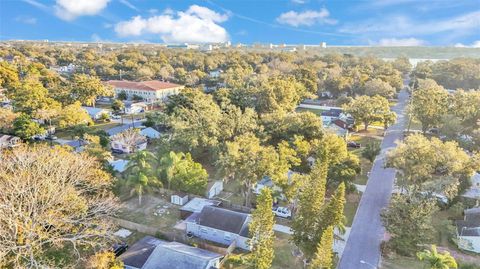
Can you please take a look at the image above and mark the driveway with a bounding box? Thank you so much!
[338,89,409,269]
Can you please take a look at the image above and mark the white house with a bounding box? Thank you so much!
[81,106,109,120]
[0,134,20,149]
[185,206,252,251]
[124,102,148,114]
[456,207,480,253]
[140,127,161,139]
[206,181,223,199]
[107,80,184,103]
[110,129,147,154]
[171,193,189,206]
[120,236,223,269]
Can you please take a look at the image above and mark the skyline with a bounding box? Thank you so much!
[1,0,480,47]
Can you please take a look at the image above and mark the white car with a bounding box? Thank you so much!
[273,207,292,219]
[111,115,122,120]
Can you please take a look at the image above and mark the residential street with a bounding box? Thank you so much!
[338,87,409,269]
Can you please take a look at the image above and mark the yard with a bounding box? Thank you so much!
[116,195,181,234]
[295,107,325,116]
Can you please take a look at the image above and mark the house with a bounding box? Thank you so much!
[208,70,222,78]
[120,236,223,269]
[0,134,20,149]
[81,106,109,120]
[206,181,223,199]
[253,170,296,196]
[185,206,252,251]
[110,129,147,154]
[463,173,480,200]
[456,207,480,253]
[171,193,189,206]
[140,127,161,139]
[180,197,221,219]
[107,80,184,103]
[124,102,148,114]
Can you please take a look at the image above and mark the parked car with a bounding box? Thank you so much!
[273,207,292,219]
[112,242,128,257]
[347,141,361,148]
[111,148,124,154]
[46,135,58,140]
[111,114,122,120]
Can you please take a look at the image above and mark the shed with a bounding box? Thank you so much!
[171,193,189,206]
[206,180,223,199]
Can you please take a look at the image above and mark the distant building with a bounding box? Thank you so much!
[463,173,480,200]
[120,236,223,269]
[107,80,184,103]
[456,207,480,253]
[320,42,327,48]
[185,205,252,251]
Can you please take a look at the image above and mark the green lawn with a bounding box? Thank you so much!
[382,255,424,269]
[271,232,302,269]
[344,193,361,226]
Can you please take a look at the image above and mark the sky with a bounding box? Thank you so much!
[0,0,479,47]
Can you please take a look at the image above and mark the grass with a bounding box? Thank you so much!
[295,107,325,116]
[116,195,181,233]
[271,232,302,269]
[222,180,245,205]
[344,193,361,226]
[54,122,122,139]
[382,254,424,269]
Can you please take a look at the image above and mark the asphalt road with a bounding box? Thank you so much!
[338,88,409,269]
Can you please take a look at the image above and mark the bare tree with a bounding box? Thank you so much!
[0,144,119,268]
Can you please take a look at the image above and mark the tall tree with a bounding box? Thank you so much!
[248,188,275,269]
[71,74,113,107]
[410,79,449,133]
[416,245,457,269]
[364,78,396,99]
[13,114,45,140]
[319,183,346,233]
[56,101,93,128]
[218,133,277,206]
[344,95,392,131]
[309,226,334,269]
[125,151,161,204]
[0,145,118,268]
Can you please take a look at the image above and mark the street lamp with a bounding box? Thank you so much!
[360,260,377,269]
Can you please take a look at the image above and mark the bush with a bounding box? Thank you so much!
[362,142,381,162]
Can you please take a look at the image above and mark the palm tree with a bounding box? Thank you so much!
[157,151,185,190]
[417,245,457,269]
[125,151,161,204]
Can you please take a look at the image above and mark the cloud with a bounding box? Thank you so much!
[119,0,139,12]
[114,5,230,43]
[376,38,425,46]
[22,0,49,11]
[15,16,37,25]
[54,0,110,21]
[340,11,480,37]
[455,40,480,48]
[291,0,307,4]
[276,8,337,27]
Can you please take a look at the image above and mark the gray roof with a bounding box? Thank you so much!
[120,236,222,269]
[143,241,222,269]
[180,198,220,213]
[196,206,250,237]
[121,236,161,268]
[456,207,480,236]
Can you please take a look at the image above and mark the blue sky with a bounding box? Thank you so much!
[1,0,479,46]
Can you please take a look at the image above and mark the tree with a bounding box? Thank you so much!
[117,90,127,101]
[57,101,93,128]
[416,245,457,269]
[0,145,118,268]
[8,78,59,116]
[362,141,381,162]
[344,95,391,131]
[86,251,124,269]
[157,151,208,195]
[13,114,45,140]
[310,226,334,269]
[218,133,277,206]
[111,99,125,114]
[0,108,18,133]
[0,61,19,89]
[410,79,449,133]
[392,56,412,75]
[291,161,328,258]
[364,78,396,99]
[381,195,438,255]
[319,183,346,233]
[248,188,275,269]
[71,74,113,107]
[125,151,161,204]
[254,76,309,113]
[327,153,361,189]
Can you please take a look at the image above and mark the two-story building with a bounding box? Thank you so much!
[185,205,252,251]
[106,80,184,103]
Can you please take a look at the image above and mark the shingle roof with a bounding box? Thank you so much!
[107,80,182,92]
[143,240,222,269]
[456,207,480,237]
[196,206,250,237]
[120,236,223,269]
